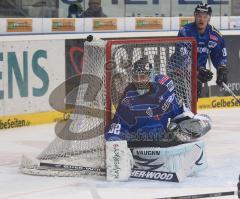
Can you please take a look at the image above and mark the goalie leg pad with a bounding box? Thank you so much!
[131,140,207,177]
[106,140,133,181]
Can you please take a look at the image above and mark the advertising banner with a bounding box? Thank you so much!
[92,18,118,31]
[7,18,32,32]
[135,17,163,30]
[198,96,240,110]
[0,40,65,116]
[52,18,75,32]
[0,16,239,35]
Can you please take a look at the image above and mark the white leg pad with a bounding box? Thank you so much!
[106,140,133,181]
[132,140,207,177]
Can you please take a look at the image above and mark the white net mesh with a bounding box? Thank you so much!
[20,37,196,177]
[108,39,196,111]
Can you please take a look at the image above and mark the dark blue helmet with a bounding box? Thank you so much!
[131,57,154,93]
[194,3,212,15]
[132,58,152,75]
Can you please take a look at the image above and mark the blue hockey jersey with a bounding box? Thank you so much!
[178,22,227,70]
[104,74,182,142]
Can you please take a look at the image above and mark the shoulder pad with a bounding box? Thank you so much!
[209,25,222,38]
[156,74,170,85]
[179,26,188,36]
[180,23,195,36]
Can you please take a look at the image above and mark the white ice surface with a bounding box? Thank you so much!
[0,108,239,199]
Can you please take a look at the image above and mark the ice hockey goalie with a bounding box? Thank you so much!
[105,57,212,182]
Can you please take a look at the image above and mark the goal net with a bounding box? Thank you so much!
[20,37,197,177]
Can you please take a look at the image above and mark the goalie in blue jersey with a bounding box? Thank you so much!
[178,3,228,97]
[105,57,212,181]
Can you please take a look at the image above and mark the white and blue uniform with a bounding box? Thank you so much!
[104,74,182,142]
[178,22,227,70]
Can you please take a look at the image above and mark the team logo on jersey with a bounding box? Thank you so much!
[208,41,217,48]
[158,76,169,85]
[166,80,174,92]
[146,107,153,117]
[210,34,218,41]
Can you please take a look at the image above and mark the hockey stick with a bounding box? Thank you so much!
[207,57,213,97]
[39,162,183,182]
[155,190,237,199]
[39,162,106,173]
[222,82,240,104]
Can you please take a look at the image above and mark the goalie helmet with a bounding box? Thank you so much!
[194,3,212,15]
[131,57,154,94]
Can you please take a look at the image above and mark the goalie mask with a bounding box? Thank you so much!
[131,58,154,95]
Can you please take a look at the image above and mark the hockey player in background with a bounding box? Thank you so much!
[178,3,228,97]
[105,57,212,181]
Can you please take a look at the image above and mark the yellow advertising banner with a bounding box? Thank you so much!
[52,18,75,32]
[0,110,73,130]
[179,17,194,27]
[7,18,32,32]
[93,18,117,31]
[197,96,240,110]
[135,17,163,30]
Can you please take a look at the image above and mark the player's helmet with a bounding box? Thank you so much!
[194,3,212,15]
[131,57,153,93]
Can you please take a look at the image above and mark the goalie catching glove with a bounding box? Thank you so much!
[167,109,212,143]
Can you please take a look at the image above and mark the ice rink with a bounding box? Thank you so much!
[0,108,239,199]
